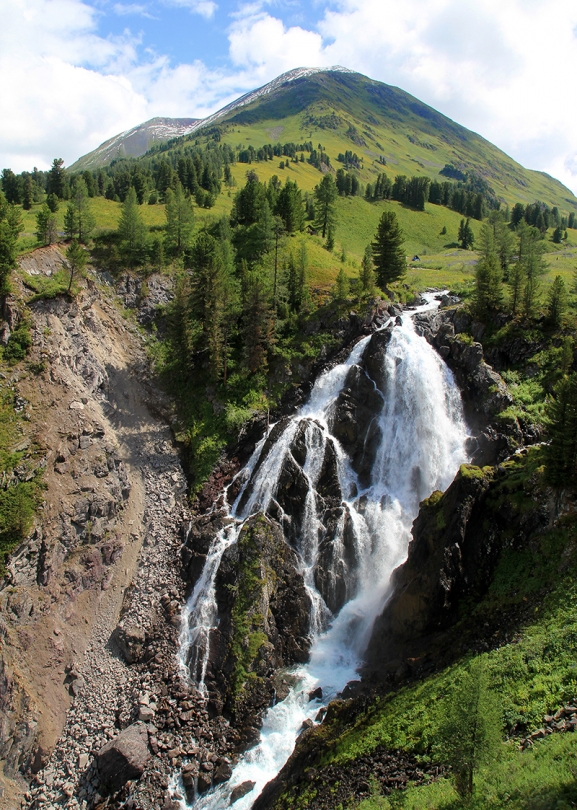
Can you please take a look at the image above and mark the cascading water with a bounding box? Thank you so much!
[175,293,469,810]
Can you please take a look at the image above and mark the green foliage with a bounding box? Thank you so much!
[544,373,577,489]
[117,186,148,266]
[64,177,95,243]
[22,268,72,300]
[314,173,338,240]
[65,239,88,293]
[2,319,32,363]
[458,217,475,250]
[0,197,23,295]
[372,210,406,287]
[546,275,567,328]
[436,657,503,798]
[0,391,43,571]
[35,204,58,246]
[165,181,194,254]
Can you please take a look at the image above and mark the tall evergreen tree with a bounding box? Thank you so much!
[22,176,34,211]
[438,657,502,799]
[117,187,147,266]
[242,271,274,374]
[544,373,577,490]
[46,158,67,199]
[359,244,376,294]
[275,179,303,233]
[165,182,194,255]
[35,204,58,246]
[0,200,23,295]
[64,178,95,243]
[473,222,503,317]
[518,222,547,318]
[1,169,22,204]
[371,211,406,288]
[313,174,338,240]
[546,275,567,328]
[65,240,88,293]
[458,217,475,249]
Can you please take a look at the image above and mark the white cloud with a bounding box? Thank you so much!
[113,3,155,17]
[3,0,577,196]
[162,0,218,19]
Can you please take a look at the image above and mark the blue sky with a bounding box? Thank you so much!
[2,0,577,194]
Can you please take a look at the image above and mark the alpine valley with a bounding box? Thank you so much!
[0,66,576,810]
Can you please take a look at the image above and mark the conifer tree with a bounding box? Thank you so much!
[517,222,547,318]
[546,275,567,328]
[313,174,337,240]
[35,204,58,246]
[544,373,577,489]
[371,211,406,288]
[359,245,376,294]
[46,193,59,213]
[22,176,34,211]
[458,217,475,250]
[473,222,503,317]
[165,182,194,255]
[0,199,23,295]
[47,158,67,199]
[117,186,147,266]
[64,178,95,243]
[65,240,87,294]
[333,267,349,301]
[438,657,502,799]
[242,271,274,374]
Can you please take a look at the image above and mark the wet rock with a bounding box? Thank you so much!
[231,781,256,804]
[96,722,150,792]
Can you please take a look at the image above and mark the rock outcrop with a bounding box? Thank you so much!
[96,722,150,791]
[182,513,311,737]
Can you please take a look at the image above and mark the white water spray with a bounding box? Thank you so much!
[176,294,469,809]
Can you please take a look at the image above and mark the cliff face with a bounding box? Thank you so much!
[0,249,191,809]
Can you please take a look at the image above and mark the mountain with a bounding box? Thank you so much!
[71,66,577,211]
[69,116,200,171]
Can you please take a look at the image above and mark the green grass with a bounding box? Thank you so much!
[285,450,577,809]
[356,733,577,809]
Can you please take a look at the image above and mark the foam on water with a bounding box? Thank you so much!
[175,293,469,809]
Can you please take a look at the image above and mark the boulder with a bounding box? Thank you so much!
[230,781,256,804]
[115,624,146,664]
[96,722,150,791]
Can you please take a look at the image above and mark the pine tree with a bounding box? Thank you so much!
[0,200,23,295]
[165,182,194,255]
[458,217,475,250]
[242,271,274,374]
[438,657,502,799]
[22,176,34,211]
[117,187,147,266]
[544,374,577,489]
[359,245,375,294]
[35,204,58,246]
[65,240,88,294]
[517,223,547,318]
[64,178,95,243]
[46,158,67,199]
[46,193,59,213]
[473,222,503,317]
[313,174,338,240]
[333,267,349,301]
[371,211,406,288]
[326,223,335,252]
[546,275,567,328]
[149,236,165,272]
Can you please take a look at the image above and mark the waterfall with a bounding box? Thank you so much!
[175,293,469,809]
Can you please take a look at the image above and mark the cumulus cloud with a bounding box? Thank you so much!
[3,0,577,194]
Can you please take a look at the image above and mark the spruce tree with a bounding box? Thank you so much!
[64,178,95,243]
[438,657,502,799]
[544,374,577,489]
[517,223,547,318]
[117,186,147,266]
[458,217,475,250]
[546,275,567,328]
[65,240,88,294]
[313,174,337,240]
[35,204,58,246]
[47,158,67,199]
[0,200,23,295]
[359,245,376,294]
[165,182,194,255]
[242,271,274,374]
[333,267,349,301]
[473,222,503,317]
[371,211,406,288]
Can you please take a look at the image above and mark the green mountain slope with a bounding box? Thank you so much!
[147,68,577,211]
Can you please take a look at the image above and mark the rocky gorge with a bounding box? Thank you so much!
[0,254,558,810]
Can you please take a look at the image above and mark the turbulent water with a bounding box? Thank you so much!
[175,294,469,809]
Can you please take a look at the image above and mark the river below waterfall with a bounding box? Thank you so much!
[174,292,469,810]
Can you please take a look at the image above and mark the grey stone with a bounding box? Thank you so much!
[96,722,150,791]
